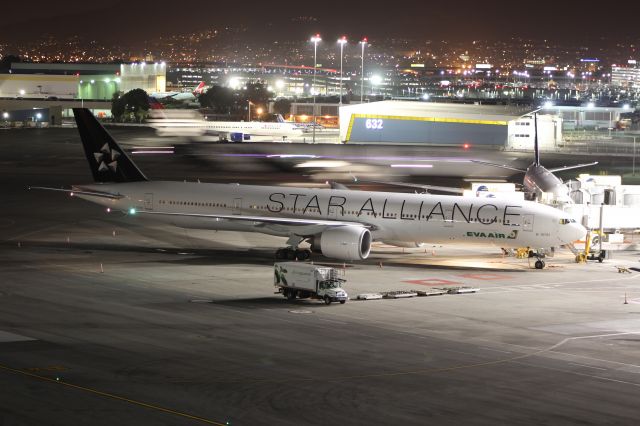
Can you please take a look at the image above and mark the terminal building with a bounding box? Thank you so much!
[611,65,640,89]
[338,101,562,149]
[0,62,167,123]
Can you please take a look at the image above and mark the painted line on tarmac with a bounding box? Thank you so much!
[0,363,226,425]
[482,273,640,291]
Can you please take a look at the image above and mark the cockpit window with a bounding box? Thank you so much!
[560,218,576,225]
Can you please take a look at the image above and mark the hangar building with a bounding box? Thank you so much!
[339,101,562,149]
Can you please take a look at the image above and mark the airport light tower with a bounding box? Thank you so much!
[360,37,368,103]
[310,34,322,143]
[337,36,347,106]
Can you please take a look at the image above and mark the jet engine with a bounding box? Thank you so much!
[311,226,372,260]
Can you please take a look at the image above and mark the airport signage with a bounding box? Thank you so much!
[365,118,384,130]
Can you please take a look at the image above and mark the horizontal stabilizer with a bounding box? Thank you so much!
[548,162,598,173]
[471,160,526,173]
[28,186,123,199]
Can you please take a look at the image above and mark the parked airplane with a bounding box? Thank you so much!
[472,112,598,203]
[148,109,307,140]
[31,109,586,269]
[150,82,206,102]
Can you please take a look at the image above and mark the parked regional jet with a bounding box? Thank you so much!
[150,82,206,102]
[472,112,598,203]
[31,109,586,268]
[148,109,307,140]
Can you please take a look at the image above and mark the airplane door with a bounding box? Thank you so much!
[143,193,153,211]
[233,198,242,215]
[523,214,534,232]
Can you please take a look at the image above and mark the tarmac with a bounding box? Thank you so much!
[1,127,640,425]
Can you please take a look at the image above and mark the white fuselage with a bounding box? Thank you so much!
[204,121,306,137]
[151,119,306,138]
[74,181,585,250]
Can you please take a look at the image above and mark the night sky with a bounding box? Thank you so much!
[2,0,640,43]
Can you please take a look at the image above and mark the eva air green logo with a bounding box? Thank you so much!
[274,265,288,285]
[466,230,518,239]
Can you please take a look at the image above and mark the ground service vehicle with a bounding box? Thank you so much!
[274,262,348,304]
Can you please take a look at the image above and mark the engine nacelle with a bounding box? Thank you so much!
[312,226,372,261]
[383,241,425,248]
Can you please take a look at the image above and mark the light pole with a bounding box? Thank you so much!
[337,36,347,106]
[634,136,637,176]
[360,37,368,103]
[310,34,321,143]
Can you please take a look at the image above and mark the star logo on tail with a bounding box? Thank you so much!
[94,142,120,173]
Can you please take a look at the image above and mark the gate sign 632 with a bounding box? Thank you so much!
[365,118,384,130]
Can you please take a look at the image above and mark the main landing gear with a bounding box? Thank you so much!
[275,247,311,261]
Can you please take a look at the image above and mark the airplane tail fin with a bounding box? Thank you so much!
[193,81,206,95]
[148,96,165,109]
[73,108,148,183]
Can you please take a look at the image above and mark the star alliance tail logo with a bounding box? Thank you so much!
[94,142,120,174]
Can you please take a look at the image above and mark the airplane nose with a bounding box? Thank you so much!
[572,224,587,242]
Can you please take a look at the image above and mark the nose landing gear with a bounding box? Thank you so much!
[528,250,546,269]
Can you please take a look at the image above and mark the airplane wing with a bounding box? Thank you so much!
[134,210,376,236]
[369,181,465,194]
[548,162,598,173]
[28,186,124,199]
[470,160,526,173]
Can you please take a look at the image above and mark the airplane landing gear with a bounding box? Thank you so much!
[528,250,546,269]
[275,248,311,261]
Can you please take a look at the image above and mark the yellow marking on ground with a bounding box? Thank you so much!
[0,363,226,425]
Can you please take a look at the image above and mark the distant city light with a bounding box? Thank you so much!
[623,104,630,110]
[35,113,42,120]
[228,77,241,89]
[19,89,25,95]
[544,101,554,108]
[587,102,595,108]
[370,75,382,85]
[275,80,285,89]
[2,112,9,119]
